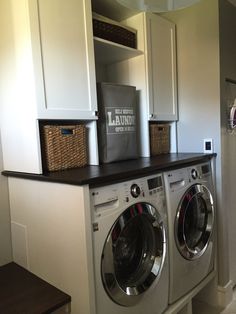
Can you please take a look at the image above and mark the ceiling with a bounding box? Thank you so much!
[91,0,236,22]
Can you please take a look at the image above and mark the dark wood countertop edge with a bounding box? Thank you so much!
[43,300,71,314]
[86,154,216,186]
[2,153,217,187]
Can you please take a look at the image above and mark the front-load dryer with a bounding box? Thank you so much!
[164,161,215,304]
[90,173,169,314]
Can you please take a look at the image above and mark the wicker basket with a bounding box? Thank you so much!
[150,124,170,156]
[92,12,136,49]
[42,125,87,171]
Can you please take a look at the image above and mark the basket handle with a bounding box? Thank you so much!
[61,128,74,135]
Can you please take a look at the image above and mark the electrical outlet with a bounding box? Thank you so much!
[203,138,213,153]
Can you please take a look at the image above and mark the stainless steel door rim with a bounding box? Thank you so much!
[101,202,167,306]
[175,184,214,260]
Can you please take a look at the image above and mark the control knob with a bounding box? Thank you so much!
[191,169,198,180]
[130,184,141,198]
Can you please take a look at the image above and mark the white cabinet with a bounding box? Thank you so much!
[30,0,97,120]
[8,178,96,314]
[121,12,178,122]
[145,13,178,121]
[104,12,178,156]
[0,0,99,173]
[0,1,177,173]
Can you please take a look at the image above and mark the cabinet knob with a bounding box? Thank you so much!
[150,114,154,119]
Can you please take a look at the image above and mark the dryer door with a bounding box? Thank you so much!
[175,184,214,260]
[101,202,166,307]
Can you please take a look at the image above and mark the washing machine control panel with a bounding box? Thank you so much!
[90,174,165,219]
[133,175,164,198]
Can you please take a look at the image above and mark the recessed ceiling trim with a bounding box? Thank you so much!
[227,0,236,6]
[116,0,201,12]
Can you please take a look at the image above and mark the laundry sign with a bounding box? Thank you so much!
[97,82,138,163]
[106,107,136,134]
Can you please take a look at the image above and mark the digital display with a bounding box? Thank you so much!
[148,176,162,190]
[202,164,210,174]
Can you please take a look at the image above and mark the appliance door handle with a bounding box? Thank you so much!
[94,198,119,213]
[170,179,185,190]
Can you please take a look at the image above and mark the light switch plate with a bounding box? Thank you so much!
[203,138,213,153]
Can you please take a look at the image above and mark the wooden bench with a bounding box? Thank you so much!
[0,262,71,314]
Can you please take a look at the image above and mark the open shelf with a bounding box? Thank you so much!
[94,36,143,65]
[91,0,138,22]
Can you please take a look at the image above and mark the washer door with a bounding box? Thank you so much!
[101,202,166,307]
[175,184,214,260]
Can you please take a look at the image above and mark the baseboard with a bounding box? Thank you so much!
[217,280,234,308]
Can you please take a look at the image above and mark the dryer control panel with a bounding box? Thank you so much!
[189,162,211,181]
[164,161,213,193]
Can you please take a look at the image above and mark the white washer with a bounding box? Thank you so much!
[90,174,169,314]
[164,161,215,304]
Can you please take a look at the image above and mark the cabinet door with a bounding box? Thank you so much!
[146,13,178,121]
[30,0,97,119]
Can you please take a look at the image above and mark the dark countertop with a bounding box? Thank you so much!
[2,153,216,187]
[0,262,71,314]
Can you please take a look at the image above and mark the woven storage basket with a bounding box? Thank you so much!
[92,13,136,49]
[42,125,87,171]
[150,124,170,156]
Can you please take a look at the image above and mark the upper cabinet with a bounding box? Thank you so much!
[0,0,99,174]
[29,0,97,120]
[98,12,178,156]
[145,13,178,121]
[116,12,178,122]
[0,0,178,173]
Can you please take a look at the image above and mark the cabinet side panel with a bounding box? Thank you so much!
[0,0,42,173]
[8,178,96,314]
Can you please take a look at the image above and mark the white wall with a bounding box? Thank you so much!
[0,131,12,265]
[219,0,236,285]
[163,0,221,153]
[163,0,231,288]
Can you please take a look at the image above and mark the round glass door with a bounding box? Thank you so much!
[101,202,166,307]
[175,184,214,260]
